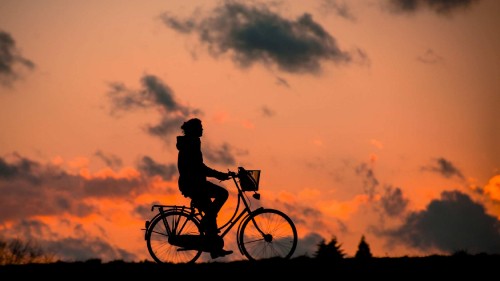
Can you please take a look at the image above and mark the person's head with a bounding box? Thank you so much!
[181,118,203,137]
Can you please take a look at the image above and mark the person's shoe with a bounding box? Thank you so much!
[210,249,233,259]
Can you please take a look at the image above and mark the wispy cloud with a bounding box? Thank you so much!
[387,0,481,15]
[106,74,237,166]
[137,155,177,181]
[354,161,409,218]
[2,219,136,262]
[94,150,123,169]
[0,154,147,222]
[319,0,356,21]
[0,153,41,184]
[379,185,409,217]
[203,142,236,166]
[417,48,444,64]
[0,30,35,87]
[107,74,201,141]
[421,157,465,180]
[160,1,367,74]
[355,162,380,200]
[275,76,290,88]
[261,105,276,117]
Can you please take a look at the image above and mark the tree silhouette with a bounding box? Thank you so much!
[0,237,55,265]
[314,236,345,261]
[354,235,373,260]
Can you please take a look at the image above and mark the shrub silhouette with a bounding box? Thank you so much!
[354,235,373,260]
[314,236,345,261]
[0,237,55,265]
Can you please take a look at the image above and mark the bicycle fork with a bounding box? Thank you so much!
[249,215,273,242]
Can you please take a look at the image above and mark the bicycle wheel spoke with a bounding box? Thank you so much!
[239,208,297,261]
[149,230,168,238]
[244,237,266,244]
[146,210,203,264]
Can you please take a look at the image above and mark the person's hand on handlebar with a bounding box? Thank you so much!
[216,171,231,181]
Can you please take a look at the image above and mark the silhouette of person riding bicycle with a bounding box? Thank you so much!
[176,118,233,259]
[143,118,297,263]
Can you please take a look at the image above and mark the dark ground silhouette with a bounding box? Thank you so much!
[1,255,498,279]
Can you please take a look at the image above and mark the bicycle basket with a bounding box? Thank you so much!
[238,167,260,191]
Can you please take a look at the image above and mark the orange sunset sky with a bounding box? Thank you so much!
[1,0,499,263]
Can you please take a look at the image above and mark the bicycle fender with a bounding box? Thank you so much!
[144,207,199,236]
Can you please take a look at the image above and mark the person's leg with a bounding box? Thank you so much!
[203,181,232,258]
[204,181,229,216]
[190,196,216,234]
[198,181,228,234]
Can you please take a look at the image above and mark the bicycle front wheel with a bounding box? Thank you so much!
[239,208,297,261]
[146,210,203,264]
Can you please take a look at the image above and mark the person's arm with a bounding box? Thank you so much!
[203,164,229,180]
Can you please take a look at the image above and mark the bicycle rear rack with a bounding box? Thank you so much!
[143,204,200,240]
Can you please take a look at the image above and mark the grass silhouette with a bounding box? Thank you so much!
[1,254,499,279]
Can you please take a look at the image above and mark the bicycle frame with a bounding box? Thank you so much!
[218,174,263,240]
[144,167,298,263]
[144,171,264,255]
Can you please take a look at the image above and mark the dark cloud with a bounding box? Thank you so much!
[380,185,409,217]
[354,162,409,220]
[203,142,236,166]
[282,201,323,227]
[355,162,379,200]
[133,202,161,220]
[94,150,123,169]
[106,82,147,112]
[270,199,339,258]
[421,157,465,180]
[1,219,136,262]
[319,0,356,21]
[0,154,41,184]
[261,105,276,117]
[387,0,481,15]
[45,237,136,262]
[380,190,500,254]
[147,115,188,139]
[280,199,349,243]
[137,156,177,181]
[107,74,191,114]
[140,75,182,112]
[160,1,365,74]
[0,155,146,222]
[417,48,444,64]
[83,177,143,198]
[107,74,201,141]
[294,232,325,257]
[0,154,157,262]
[0,30,35,87]
[275,76,290,88]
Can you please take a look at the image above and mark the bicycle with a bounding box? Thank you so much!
[143,167,298,264]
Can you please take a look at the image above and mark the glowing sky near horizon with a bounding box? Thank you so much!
[1,0,499,262]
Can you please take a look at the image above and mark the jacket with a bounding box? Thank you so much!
[176,135,225,197]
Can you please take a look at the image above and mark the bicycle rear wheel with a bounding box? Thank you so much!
[146,210,203,264]
[239,208,297,261]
